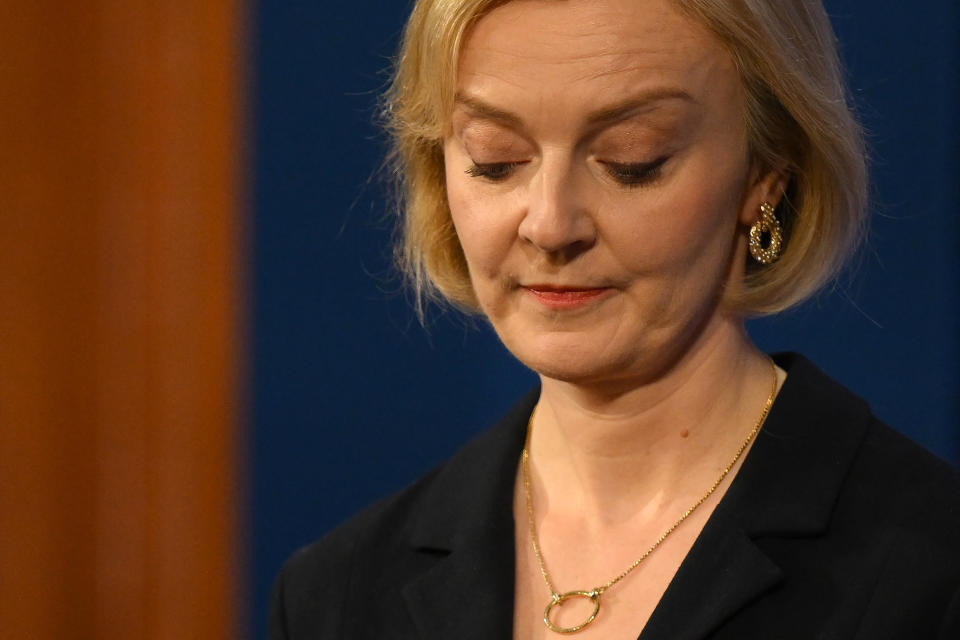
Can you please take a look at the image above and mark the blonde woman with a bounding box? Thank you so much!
[270,0,960,637]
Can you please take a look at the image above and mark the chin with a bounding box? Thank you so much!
[500,329,644,385]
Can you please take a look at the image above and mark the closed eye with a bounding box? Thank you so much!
[465,161,523,181]
[602,156,669,187]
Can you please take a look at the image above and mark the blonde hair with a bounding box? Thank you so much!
[383,0,867,316]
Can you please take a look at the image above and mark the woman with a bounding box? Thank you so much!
[270,0,960,637]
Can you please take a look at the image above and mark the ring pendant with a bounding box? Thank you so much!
[543,589,602,634]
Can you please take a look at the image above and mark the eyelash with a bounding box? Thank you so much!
[602,156,669,187]
[465,162,522,181]
[464,156,669,187]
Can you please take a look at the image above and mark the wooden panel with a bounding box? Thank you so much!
[0,2,245,638]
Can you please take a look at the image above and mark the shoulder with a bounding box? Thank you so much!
[273,459,442,602]
[842,418,960,636]
[725,354,960,636]
[775,352,960,530]
[268,465,439,638]
[268,388,537,639]
[784,352,960,516]
[780,353,960,632]
[850,415,960,551]
[280,385,536,567]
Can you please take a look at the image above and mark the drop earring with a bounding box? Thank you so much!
[749,201,783,264]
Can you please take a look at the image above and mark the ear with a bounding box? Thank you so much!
[739,165,790,226]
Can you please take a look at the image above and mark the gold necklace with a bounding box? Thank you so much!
[521,359,778,634]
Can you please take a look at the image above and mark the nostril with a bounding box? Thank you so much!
[523,235,596,265]
[518,162,596,253]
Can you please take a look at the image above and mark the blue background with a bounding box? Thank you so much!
[250,1,959,636]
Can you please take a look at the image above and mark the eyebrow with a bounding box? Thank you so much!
[453,88,696,130]
[585,89,697,127]
[453,93,524,128]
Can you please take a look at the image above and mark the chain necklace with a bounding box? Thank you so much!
[521,359,778,634]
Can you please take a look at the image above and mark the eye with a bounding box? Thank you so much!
[465,161,522,181]
[602,156,669,187]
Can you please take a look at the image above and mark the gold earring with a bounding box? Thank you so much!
[749,202,783,264]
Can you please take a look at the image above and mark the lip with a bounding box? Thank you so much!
[523,285,613,310]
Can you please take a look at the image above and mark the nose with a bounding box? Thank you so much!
[518,155,596,259]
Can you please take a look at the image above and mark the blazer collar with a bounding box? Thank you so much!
[401,354,872,640]
[401,390,537,639]
[639,353,873,639]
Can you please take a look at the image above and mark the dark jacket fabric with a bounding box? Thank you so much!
[269,353,960,639]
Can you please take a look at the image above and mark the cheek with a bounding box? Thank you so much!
[443,151,517,281]
[609,155,747,276]
[603,195,734,282]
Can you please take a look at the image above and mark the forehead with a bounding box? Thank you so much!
[456,0,739,121]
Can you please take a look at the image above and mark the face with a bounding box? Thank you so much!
[444,0,778,385]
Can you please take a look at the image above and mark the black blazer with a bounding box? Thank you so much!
[270,354,960,639]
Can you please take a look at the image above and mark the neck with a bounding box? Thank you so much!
[528,316,776,525]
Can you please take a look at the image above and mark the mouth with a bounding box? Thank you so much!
[522,284,613,310]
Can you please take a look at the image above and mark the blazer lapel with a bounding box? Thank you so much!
[400,390,538,640]
[640,354,873,640]
[401,520,516,639]
[638,517,783,640]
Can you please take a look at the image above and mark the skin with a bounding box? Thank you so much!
[443,0,788,636]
